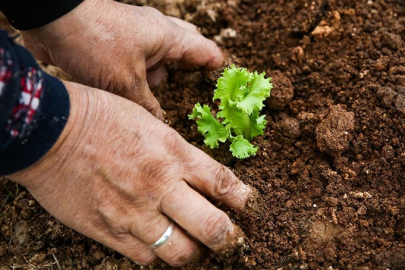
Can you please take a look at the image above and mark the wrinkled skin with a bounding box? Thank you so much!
[6,0,252,266]
[21,0,224,119]
[9,82,251,266]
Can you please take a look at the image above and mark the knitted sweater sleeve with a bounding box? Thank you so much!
[0,0,85,30]
[0,30,70,175]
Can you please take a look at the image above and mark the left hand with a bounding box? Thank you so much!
[8,81,249,267]
[20,0,224,119]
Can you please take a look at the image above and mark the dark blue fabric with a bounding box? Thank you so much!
[0,30,70,175]
[0,0,85,30]
[0,31,19,133]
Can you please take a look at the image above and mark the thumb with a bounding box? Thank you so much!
[164,21,225,70]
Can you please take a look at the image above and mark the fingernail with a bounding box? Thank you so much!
[233,183,252,211]
[213,224,245,258]
[155,109,165,121]
[243,187,267,218]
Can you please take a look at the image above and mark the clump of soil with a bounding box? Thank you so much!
[315,105,354,157]
[1,0,405,269]
[267,70,295,111]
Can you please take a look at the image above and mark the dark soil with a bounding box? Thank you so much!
[1,0,405,269]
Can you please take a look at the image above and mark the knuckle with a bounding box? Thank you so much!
[132,94,150,107]
[132,70,147,86]
[143,6,163,17]
[163,130,184,152]
[203,212,230,244]
[143,99,161,116]
[212,165,236,199]
[108,83,126,97]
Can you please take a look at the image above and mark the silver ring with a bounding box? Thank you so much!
[150,221,174,249]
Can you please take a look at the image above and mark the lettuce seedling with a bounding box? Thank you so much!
[189,65,272,158]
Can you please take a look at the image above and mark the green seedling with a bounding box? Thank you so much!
[189,65,272,158]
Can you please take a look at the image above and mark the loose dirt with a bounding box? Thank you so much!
[1,0,405,269]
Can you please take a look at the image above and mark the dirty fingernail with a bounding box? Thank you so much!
[213,224,245,258]
[243,187,267,218]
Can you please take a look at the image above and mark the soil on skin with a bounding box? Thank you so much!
[1,0,405,269]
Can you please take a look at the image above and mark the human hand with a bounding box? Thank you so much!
[20,0,224,120]
[8,81,250,266]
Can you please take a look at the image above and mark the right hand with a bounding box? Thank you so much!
[8,81,250,266]
[21,0,224,119]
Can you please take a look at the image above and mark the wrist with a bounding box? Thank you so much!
[2,74,70,179]
[6,82,88,189]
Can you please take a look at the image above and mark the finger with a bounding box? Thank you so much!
[127,61,164,120]
[183,146,251,210]
[86,230,158,265]
[147,63,168,87]
[161,182,244,253]
[153,223,201,267]
[165,27,224,70]
[133,82,164,120]
[129,212,201,267]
